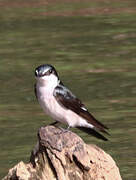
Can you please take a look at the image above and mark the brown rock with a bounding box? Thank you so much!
[3,126,122,180]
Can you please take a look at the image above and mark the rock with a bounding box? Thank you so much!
[3,126,122,180]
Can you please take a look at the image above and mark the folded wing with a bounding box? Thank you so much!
[53,85,109,135]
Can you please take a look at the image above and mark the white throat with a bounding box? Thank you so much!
[37,74,59,90]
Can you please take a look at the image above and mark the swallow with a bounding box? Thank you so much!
[35,64,109,141]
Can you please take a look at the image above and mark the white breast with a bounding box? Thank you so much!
[36,81,93,128]
[36,84,68,124]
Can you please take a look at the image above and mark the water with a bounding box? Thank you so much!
[0,1,136,179]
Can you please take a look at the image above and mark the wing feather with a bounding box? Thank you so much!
[53,85,109,134]
[34,83,38,99]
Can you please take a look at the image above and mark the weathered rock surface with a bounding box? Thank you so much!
[3,126,122,180]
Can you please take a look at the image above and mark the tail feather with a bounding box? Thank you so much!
[77,127,108,141]
[98,128,110,136]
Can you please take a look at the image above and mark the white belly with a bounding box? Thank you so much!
[40,95,67,123]
[36,84,93,128]
[37,85,68,124]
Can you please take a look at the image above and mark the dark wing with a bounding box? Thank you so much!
[34,83,38,99]
[53,85,109,134]
[77,127,108,141]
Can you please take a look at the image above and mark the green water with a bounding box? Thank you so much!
[0,1,136,179]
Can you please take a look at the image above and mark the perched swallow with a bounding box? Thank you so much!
[35,64,109,141]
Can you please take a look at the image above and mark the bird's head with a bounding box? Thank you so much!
[35,64,59,87]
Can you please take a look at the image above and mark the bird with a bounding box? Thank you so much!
[34,64,109,141]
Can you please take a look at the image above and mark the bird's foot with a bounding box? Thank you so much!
[56,126,71,135]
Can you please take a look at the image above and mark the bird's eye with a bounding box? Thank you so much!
[49,69,52,73]
[45,69,52,76]
[35,70,38,76]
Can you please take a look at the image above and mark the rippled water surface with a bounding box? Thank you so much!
[0,1,136,179]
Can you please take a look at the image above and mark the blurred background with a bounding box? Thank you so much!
[0,0,136,179]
